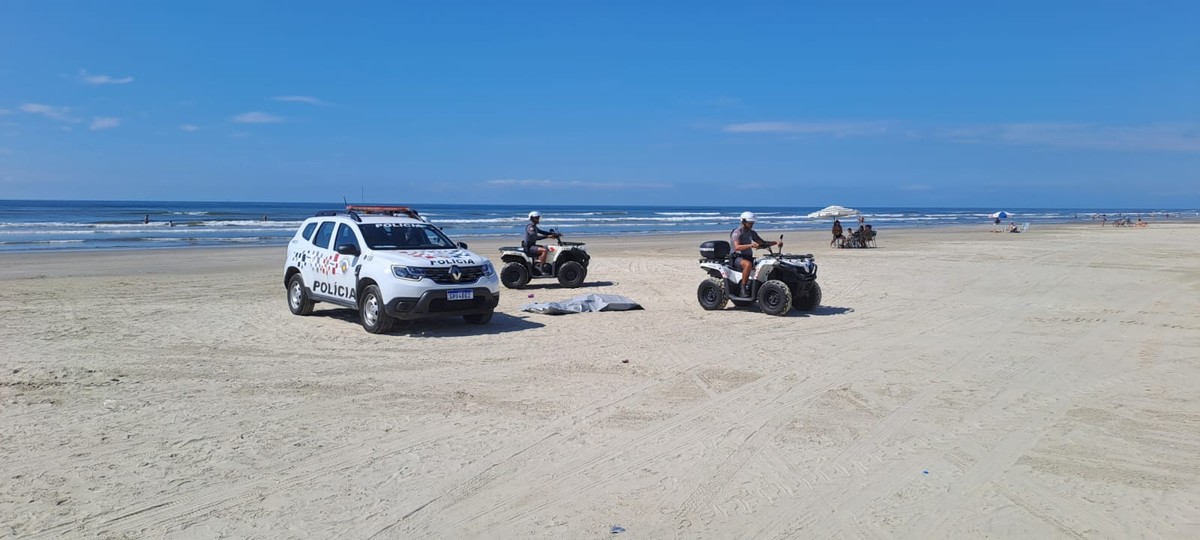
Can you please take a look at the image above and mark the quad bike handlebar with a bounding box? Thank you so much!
[547,228,585,247]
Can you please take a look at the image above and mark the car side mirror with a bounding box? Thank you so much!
[456,241,469,249]
[335,244,360,256]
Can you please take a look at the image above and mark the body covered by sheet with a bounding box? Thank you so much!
[520,293,643,315]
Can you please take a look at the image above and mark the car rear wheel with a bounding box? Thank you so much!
[287,275,314,315]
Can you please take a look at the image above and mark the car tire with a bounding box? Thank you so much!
[794,282,822,311]
[463,310,493,325]
[359,284,394,334]
[287,275,315,315]
[557,261,586,288]
[758,280,792,316]
[697,277,728,310]
[501,261,530,289]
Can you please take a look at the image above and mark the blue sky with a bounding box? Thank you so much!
[1,1,1198,207]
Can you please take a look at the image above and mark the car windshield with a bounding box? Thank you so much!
[358,222,457,250]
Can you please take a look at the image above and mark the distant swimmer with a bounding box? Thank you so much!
[262,215,269,221]
[143,214,150,224]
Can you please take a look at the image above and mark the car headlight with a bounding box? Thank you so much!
[481,261,495,277]
[392,265,422,280]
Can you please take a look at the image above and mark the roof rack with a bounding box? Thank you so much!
[345,205,423,220]
[314,209,362,222]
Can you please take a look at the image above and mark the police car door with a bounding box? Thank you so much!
[306,220,351,305]
[327,223,363,304]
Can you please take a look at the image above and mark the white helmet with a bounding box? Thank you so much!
[528,211,541,219]
[740,211,756,222]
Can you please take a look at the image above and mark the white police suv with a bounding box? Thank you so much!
[283,205,499,333]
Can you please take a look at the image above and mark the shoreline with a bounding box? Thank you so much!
[2,217,1196,259]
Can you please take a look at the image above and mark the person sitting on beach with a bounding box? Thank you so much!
[731,211,780,296]
[830,219,844,247]
[1008,222,1020,233]
[1137,218,1147,227]
[524,211,559,275]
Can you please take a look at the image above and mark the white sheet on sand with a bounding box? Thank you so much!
[520,293,643,315]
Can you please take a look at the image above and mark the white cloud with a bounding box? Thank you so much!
[725,118,1200,152]
[943,122,1200,152]
[723,121,889,137]
[272,95,327,106]
[487,179,672,190]
[179,124,200,132]
[89,117,120,130]
[78,69,134,85]
[20,103,78,123]
[231,111,285,124]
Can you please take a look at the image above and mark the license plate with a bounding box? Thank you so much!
[447,289,474,301]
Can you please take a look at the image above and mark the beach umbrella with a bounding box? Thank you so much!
[990,211,1010,219]
[807,205,861,219]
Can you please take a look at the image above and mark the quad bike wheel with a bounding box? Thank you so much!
[697,277,728,310]
[757,280,792,316]
[500,261,531,289]
[793,282,822,311]
[557,261,586,288]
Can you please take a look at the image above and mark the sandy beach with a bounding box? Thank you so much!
[2,223,1199,538]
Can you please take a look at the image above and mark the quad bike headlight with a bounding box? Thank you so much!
[391,265,423,280]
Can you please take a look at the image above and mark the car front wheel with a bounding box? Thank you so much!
[359,285,394,334]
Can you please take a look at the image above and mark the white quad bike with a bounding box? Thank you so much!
[696,236,822,316]
[498,230,591,289]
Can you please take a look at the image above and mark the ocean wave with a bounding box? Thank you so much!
[0,239,87,245]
